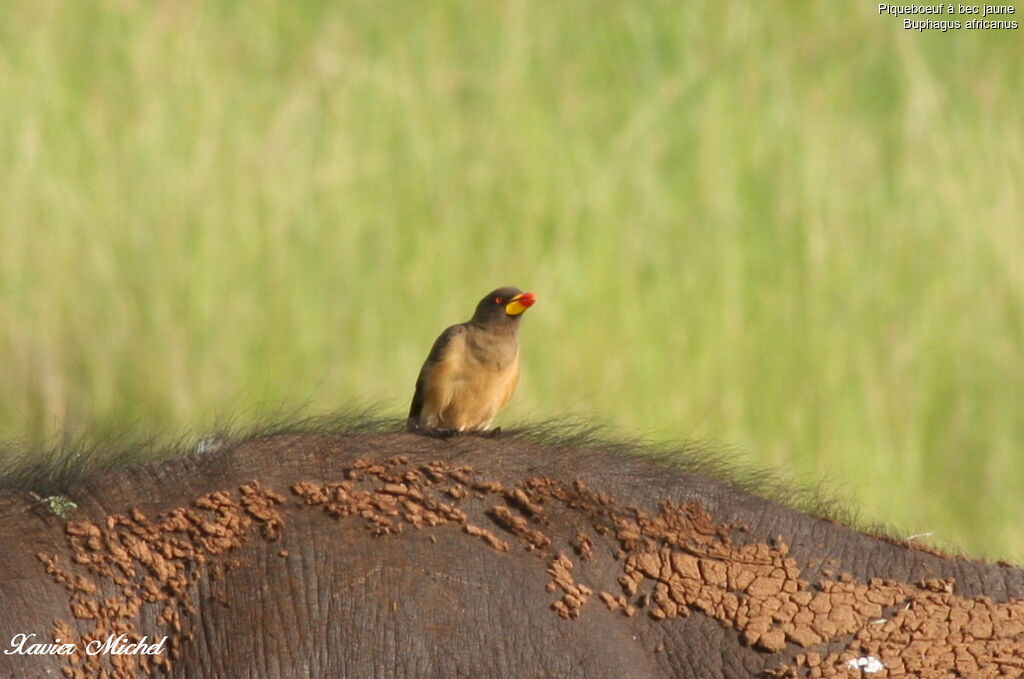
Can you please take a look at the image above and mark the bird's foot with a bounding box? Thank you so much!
[412,427,461,440]
[478,427,503,439]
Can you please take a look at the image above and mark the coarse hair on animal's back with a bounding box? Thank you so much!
[0,408,857,531]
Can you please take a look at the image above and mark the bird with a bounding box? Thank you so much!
[408,286,536,434]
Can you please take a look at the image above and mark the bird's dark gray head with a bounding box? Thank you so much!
[469,286,537,328]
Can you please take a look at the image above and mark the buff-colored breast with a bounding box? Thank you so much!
[418,331,521,431]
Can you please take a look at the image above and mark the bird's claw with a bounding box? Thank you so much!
[407,421,502,440]
[409,425,462,440]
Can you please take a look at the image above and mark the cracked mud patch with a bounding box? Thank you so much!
[292,457,1024,679]
[36,455,1024,678]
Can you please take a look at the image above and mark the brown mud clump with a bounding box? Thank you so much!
[291,456,1024,679]
[37,482,286,679]
[35,453,1024,679]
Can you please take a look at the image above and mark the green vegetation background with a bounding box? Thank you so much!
[1,2,1021,560]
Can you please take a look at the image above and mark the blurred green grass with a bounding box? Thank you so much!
[1,1,1022,561]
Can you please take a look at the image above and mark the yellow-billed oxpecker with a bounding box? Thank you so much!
[408,286,536,434]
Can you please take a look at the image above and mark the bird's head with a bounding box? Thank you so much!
[471,287,536,327]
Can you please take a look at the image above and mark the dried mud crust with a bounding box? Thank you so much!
[36,482,286,678]
[292,458,1024,678]
[37,457,1024,678]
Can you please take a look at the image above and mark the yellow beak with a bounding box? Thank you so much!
[504,291,537,316]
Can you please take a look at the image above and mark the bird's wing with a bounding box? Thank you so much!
[408,324,465,422]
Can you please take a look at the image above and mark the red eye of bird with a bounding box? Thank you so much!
[495,297,504,304]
